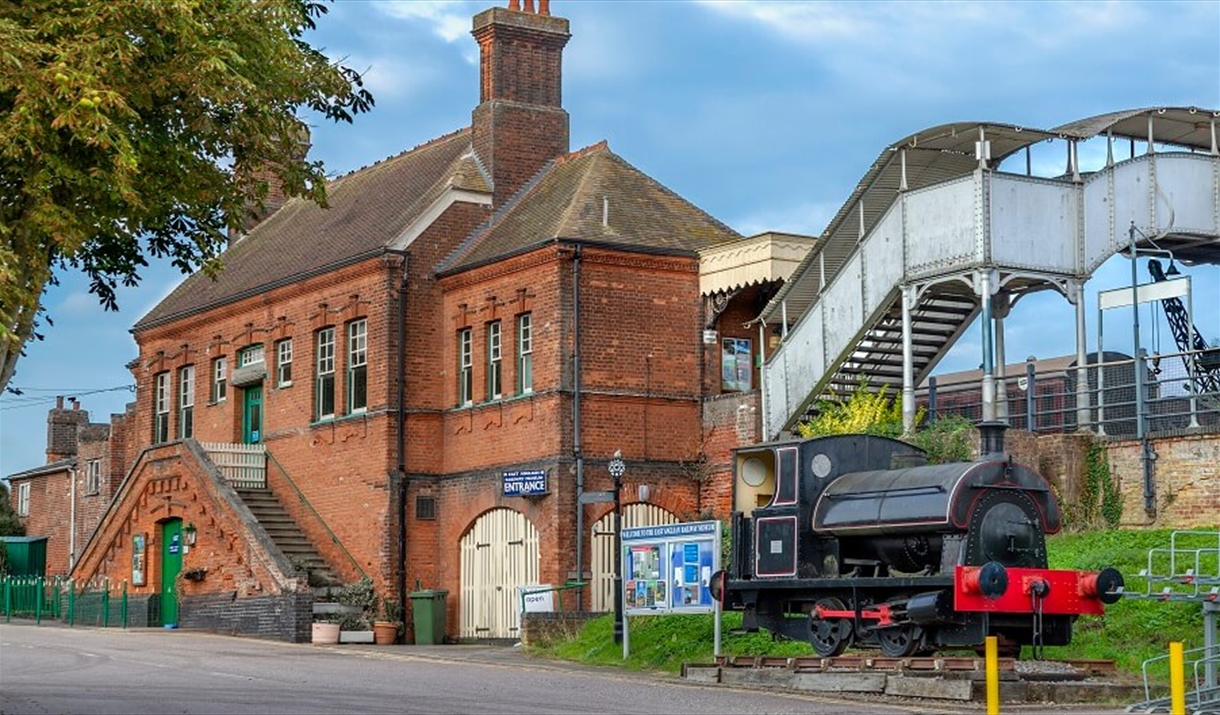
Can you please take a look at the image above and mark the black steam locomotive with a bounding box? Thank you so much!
[711,423,1123,657]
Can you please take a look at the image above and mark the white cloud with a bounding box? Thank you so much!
[729,200,841,238]
[373,0,474,43]
[344,54,441,101]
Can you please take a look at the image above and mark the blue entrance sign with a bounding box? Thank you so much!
[502,469,548,496]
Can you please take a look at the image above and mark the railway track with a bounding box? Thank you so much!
[712,654,1117,678]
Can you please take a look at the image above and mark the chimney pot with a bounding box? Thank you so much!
[509,0,520,9]
[72,400,80,410]
[523,0,534,12]
[56,396,64,410]
[539,0,550,14]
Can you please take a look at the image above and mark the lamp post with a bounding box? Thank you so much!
[609,451,626,645]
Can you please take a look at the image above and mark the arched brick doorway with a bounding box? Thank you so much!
[459,508,540,640]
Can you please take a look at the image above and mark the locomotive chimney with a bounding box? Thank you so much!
[977,421,1008,456]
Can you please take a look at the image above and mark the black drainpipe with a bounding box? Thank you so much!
[388,249,410,641]
[572,243,585,610]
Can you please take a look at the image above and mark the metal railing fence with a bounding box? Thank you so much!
[921,347,1220,437]
[2,576,128,628]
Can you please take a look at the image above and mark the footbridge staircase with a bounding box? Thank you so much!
[760,107,1220,439]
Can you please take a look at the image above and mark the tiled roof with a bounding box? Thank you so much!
[134,128,478,330]
[439,142,741,273]
[6,458,75,481]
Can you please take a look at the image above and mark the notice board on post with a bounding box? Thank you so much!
[621,520,720,615]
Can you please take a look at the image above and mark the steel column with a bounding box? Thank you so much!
[1073,280,1091,431]
[979,270,996,422]
[901,284,915,434]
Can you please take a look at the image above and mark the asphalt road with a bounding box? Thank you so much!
[0,622,1126,715]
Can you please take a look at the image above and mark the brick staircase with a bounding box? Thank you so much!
[235,487,339,587]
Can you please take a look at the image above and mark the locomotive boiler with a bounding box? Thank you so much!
[711,423,1123,657]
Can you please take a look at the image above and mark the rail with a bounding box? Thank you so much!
[2,576,129,628]
[519,581,587,613]
[1124,530,1220,715]
[265,451,367,581]
[921,347,1220,438]
[201,442,266,489]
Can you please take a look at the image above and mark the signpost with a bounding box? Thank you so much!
[620,520,722,659]
[609,453,626,645]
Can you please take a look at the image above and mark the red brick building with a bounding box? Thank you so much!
[9,2,814,641]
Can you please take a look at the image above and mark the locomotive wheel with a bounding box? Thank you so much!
[877,624,923,658]
[808,597,852,657]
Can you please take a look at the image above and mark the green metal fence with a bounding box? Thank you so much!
[2,576,128,628]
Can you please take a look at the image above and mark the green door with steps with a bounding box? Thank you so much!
[160,519,183,626]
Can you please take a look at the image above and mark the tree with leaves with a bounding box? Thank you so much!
[0,0,374,392]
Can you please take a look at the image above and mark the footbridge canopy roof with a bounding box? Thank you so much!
[760,106,1220,324]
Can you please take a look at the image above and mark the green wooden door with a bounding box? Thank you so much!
[243,386,263,444]
[160,519,183,625]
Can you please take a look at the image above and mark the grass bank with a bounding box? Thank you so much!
[529,528,1214,680]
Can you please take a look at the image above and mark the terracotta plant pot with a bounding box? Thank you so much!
[312,622,340,644]
[372,620,398,645]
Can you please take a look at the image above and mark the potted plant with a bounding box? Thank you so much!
[312,615,341,644]
[336,577,377,644]
[373,600,402,645]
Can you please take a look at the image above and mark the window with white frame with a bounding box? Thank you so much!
[316,327,335,419]
[517,313,533,395]
[239,343,265,366]
[457,328,472,406]
[16,482,30,517]
[85,459,102,494]
[486,320,502,400]
[178,365,194,439]
[276,339,293,387]
[153,371,170,443]
[212,357,227,403]
[347,319,367,413]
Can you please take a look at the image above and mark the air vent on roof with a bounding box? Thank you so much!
[415,495,437,520]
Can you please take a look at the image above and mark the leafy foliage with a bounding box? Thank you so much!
[796,384,913,439]
[908,414,975,464]
[1065,440,1123,530]
[796,384,972,465]
[0,482,24,536]
[0,0,374,391]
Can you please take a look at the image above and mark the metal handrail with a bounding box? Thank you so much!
[1140,644,1220,703]
[264,451,367,582]
[519,581,588,614]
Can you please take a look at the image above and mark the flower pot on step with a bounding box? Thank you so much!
[372,620,399,645]
[312,622,340,644]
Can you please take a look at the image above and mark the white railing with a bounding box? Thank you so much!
[201,442,267,489]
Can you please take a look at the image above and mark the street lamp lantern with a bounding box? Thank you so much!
[610,450,625,644]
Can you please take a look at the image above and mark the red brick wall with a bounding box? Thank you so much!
[11,469,70,574]
[73,442,301,601]
[1109,433,1220,527]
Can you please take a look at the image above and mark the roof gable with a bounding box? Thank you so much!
[439,142,741,273]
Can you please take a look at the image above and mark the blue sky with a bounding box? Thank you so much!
[3,0,1218,477]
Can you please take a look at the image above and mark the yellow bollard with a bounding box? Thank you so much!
[1169,641,1185,715]
[985,635,1000,715]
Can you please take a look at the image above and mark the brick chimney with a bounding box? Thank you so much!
[471,1,570,206]
[46,396,89,463]
[234,125,311,238]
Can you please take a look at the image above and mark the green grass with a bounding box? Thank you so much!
[530,528,1215,681]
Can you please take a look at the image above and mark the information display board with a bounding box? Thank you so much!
[621,520,720,615]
